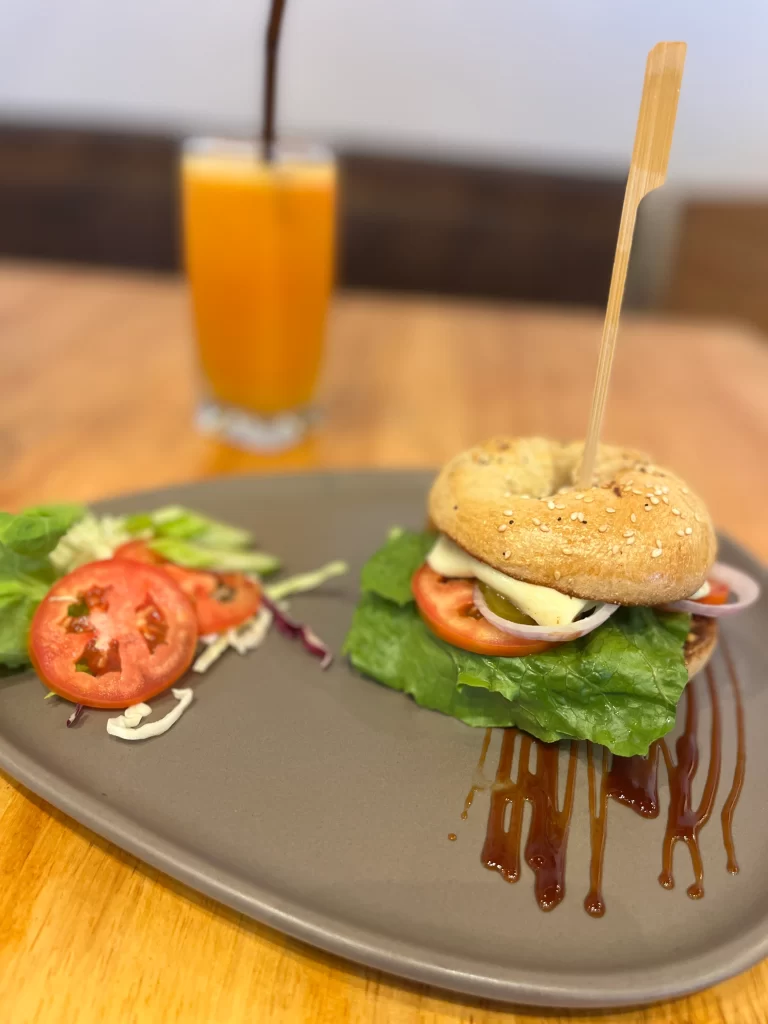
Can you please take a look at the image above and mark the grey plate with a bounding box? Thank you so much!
[1,471,767,1009]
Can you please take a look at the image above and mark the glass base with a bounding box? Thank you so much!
[196,400,316,452]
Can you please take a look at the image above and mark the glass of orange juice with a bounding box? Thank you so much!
[182,138,336,450]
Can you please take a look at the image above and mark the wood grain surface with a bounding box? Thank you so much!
[1,260,768,1023]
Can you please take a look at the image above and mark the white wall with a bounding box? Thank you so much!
[2,0,768,193]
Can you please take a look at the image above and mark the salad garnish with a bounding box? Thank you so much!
[106,688,194,741]
[262,594,333,670]
[1,503,347,741]
[66,704,85,728]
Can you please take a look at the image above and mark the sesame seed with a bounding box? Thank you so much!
[630,513,637,523]
[694,513,702,522]
[570,512,579,521]
[676,529,685,537]
[540,524,550,533]
[655,538,662,547]
[575,493,584,500]
[626,536,635,545]
[598,525,608,533]
[662,486,669,494]
[682,487,689,494]
[652,548,662,558]
[662,496,670,504]
[503,509,514,516]
[672,508,680,515]
[584,496,594,503]
[554,570,561,581]
[562,546,573,555]
[555,503,566,510]
[685,527,693,535]
[503,550,510,559]
[644,504,652,511]
[606,507,616,514]
[498,524,507,532]
[521,494,530,499]
[533,517,541,526]
[623,530,634,538]
[632,488,643,495]
[650,496,660,505]
[654,487,663,496]
[547,501,556,510]
[504,491,511,498]
[612,544,620,554]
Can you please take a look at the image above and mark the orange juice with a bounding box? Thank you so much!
[182,140,336,444]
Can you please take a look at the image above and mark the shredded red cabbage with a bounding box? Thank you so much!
[66,703,85,728]
[261,595,333,669]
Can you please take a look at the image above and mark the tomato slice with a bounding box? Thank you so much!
[114,541,261,634]
[113,539,165,565]
[696,579,729,606]
[29,560,198,708]
[412,564,556,657]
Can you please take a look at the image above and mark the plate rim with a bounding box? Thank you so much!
[2,469,767,1009]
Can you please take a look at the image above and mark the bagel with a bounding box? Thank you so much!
[684,616,718,681]
[428,436,717,606]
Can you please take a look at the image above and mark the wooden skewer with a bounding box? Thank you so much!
[579,41,687,488]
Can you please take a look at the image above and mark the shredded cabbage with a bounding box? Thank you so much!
[264,560,348,602]
[192,606,273,672]
[50,514,132,573]
[106,688,193,741]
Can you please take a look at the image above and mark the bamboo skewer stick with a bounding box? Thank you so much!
[579,41,687,488]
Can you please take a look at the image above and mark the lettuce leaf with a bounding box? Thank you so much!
[0,503,86,668]
[125,505,279,574]
[148,537,280,575]
[126,506,252,549]
[344,530,691,756]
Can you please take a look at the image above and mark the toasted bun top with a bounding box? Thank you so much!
[428,437,717,605]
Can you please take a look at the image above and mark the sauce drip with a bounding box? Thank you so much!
[584,744,610,918]
[720,637,746,874]
[658,669,721,898]
[481,730,578,911]
[462,647,745,916]
[461,727,492,820]
[607,743,660,818]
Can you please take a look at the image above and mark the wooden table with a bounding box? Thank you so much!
[2,260,768,1024]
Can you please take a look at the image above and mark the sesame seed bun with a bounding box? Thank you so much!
[428,437,717,606]
[685,616,718,681]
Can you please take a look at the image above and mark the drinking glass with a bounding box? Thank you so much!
[182,138,336,450]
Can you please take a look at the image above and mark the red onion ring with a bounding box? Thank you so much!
[661,562,761,617]
[472,584,619,641]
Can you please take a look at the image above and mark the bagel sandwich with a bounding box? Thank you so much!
[344,437,759,756]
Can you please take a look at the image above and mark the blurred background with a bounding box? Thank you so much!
[1,0,767,329]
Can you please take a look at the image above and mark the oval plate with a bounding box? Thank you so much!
[1,471,767,1009]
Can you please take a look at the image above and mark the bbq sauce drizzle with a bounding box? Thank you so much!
[462,651,745,916]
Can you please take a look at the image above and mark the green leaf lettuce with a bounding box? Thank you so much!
[0,503,86,668]
[344,530,691,756]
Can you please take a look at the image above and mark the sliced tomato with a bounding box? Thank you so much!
[113,539,165,565]
[412,564,556,657]
[114,540,261,634]
[696,579,729,606]
[29,560,198,708]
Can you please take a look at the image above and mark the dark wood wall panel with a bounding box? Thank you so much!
[0,123,624,305]
[340,154,624,305]
[665,201,768,335]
